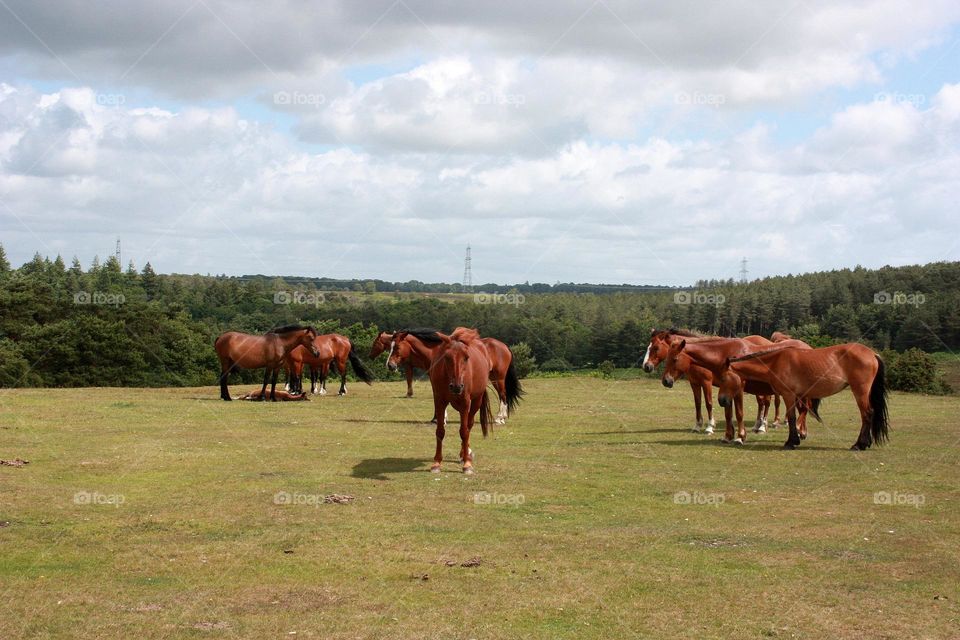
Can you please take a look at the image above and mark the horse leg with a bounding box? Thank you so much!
[460,401,476,474]
[703,382,715,434]
[771,395,782,427]
[493,379,508,424]
[405,364,414,397]
[690,382,703,432]
[754,395,768,433]
[851,384,873,451]
[317,363,328,395]
[270,367,279,401]
[219,360,233,401]
[734,390,746,444]
[798,400,808,440]
[782,393,802,449]
[338,356,348,395]
[258,368,270,402]
[432,398,447,472]
[722,403,735,443]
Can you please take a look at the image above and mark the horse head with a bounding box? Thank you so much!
[370,331,394,359]
[439,335,469,396]
[642,329,674,373]
[716,357,742,408]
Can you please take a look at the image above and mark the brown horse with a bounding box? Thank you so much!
[238,388,310,401]
[427,327,497,474]
[387,329,523,425]
[370,331,417,397]
[643,329,777,434]
[661,334,813,443]
[286,333,374,395]
[717,343,889,450]
[768,331,795,426]
[214,325,318,401]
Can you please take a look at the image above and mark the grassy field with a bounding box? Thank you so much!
[1,377,958,639]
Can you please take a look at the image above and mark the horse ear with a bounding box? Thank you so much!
[650,327,657,336]
[678,339,686,350]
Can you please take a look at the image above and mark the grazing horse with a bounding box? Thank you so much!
[388,329,523,425]
[717,344,889,450]
[370,331,417,397]
[215,325,318,401]
[661,335,813,444]
[643,329,777,434]
[427,328,505,474]
[286,333,375,395]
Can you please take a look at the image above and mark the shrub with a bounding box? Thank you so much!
[881,348,952,395]
[597,360,616,378]
[508,342,536,378]
[540,357,573,372]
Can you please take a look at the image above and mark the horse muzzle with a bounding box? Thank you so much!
[718,394,731,408]
[387,361,398,372]
[662,376,674,389]
[448,383,465,395]
[643,363,654,373]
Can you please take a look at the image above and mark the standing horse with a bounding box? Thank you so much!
[215,325,318,401]
[661,334,813,443]
[643,329,778,434]
[388,329,523,425]
[427,328,509,474]
[717,344,889,450]
[370,331,417,397]
[286,333,374,395]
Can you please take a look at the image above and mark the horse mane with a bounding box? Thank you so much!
[267,324,317,335]
[400,328,445,344]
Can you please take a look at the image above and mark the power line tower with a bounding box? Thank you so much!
[115,238,121,265]
[463,244,472,291]
[739,257,748,283]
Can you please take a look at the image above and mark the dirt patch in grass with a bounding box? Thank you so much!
[0,458,29,467]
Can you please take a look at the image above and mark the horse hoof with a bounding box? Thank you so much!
[754,425,766,434]
[720,437,733,444]
[691,426,701,433]
[463,466,474,475]
[799,433,807,440]
[430,464,441,473]
[704,427,715,435]
[733,438,744,445]
[783,442,798,450]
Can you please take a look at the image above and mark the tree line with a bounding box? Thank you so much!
[1,244,956,391]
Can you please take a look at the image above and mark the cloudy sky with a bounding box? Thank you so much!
[1,1,958,285]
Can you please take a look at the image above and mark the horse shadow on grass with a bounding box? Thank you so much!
[351,457,432,480]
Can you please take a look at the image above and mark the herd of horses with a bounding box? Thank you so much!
[214,325,523,474]
[213,323,890,473]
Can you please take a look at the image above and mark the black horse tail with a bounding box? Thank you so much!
[480,389,493,437]
[505,360,524,416]
[809,398,823,423]
[348,342,375,385]
[870,355,890,445]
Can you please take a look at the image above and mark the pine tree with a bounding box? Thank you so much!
[0,244,9,272]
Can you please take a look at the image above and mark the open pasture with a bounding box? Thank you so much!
[1,377,958,639]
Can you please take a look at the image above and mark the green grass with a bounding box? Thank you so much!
[1,378,958,639]
[931,352,960,394]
